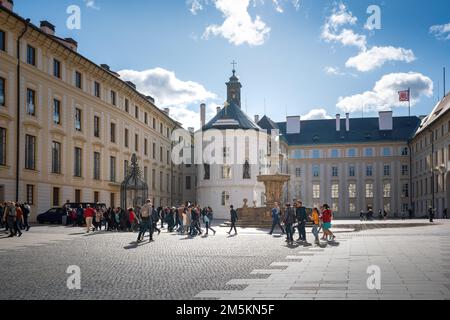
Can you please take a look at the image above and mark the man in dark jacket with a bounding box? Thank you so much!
[227,205,238,235]
[283,203,296,244]
[295,201,307,242]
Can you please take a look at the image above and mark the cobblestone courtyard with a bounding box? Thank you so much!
[1,220,449,300]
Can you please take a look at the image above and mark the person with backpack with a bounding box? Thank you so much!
[227,205,238,235]
[269,202,285,235]
[283,203,296,244]
[203,207,216,235]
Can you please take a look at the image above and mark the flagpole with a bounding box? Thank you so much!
[408,87,411,117]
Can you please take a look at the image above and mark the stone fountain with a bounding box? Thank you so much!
[227,174,291,228]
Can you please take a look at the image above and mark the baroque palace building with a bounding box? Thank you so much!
[0,1,192,220]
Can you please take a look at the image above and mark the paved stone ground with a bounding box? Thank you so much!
[0,220,449,300]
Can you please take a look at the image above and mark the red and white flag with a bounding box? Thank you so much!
[398,90,410,102]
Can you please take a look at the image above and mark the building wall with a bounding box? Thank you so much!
[0,11,186,221]
[411,110,450,218]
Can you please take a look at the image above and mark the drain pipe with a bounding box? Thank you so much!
[15,19,30,202]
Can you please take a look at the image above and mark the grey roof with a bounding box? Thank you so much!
[202,102,261,131]
[258,116,421,146]
[414,93,450,136]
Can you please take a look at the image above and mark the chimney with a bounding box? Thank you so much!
[254,114,260,124]
[200,103,206,127]
[378,111,393,131]
[0,0,14,11]
[345,113,350,132]
[164,108,170,116]
[336,114,341,132]
[100,64,110,71]
[286,116,301,135]
[63,38,78,52]
[40,20,55,36]
[216,106,221,114]
[126,81,136,90]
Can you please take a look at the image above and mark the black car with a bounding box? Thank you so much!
[37,208,66,224]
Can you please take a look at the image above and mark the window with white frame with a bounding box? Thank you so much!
[221,191,230,206]
[313,184,320,199]
[348,184,356,198]
[383,182,391,198]
[365,183,374,198]
[331,184,339,198]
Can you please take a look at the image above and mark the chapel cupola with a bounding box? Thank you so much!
[226,61,242,108]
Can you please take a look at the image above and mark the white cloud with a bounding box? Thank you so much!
[302,108,332,120]
[84,0,100,10]
[336,72,433,113]
[291,0,301,11]
[188,0,207,15]
[118,68,218,129]
[430,22,450,41]
[272,0,284,13]
[345,46,416,72]
[203,0,271,46]
[168,103,218,130]
[321,3,367,50]
[324,66,345,76]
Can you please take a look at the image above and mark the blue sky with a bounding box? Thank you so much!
[14,0,450,128]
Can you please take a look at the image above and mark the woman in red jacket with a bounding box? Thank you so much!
[321,204,336,242]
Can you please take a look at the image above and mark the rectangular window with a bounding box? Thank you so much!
[0,77,5,106]
[111,90,116,105]
[25,134,36,170]
[152,169,156,189]
[74,147,82,177]
[94,81,101,98]
[0,30,5,51]
[124,129,129,148]
[53,59,61,78]
[383,165,391,176]
[124,160,129,177]
[75,189,81,203]
[313,165,320,177]
[110,156,116,182]
[331,184,339,198]
[295,167,302,177]
[53,187,60,207]
[167,150,170,165]
[365,184,374,198]
[26,88,36,116]
[347,148,356,157]
[51,141,61,174]
[330,149,339,158]
[110,123,116,143]
[401,165,409,176]
[402,183,409,198]
[365,148,373,157]
[53,99,61,124]
[160,146,163,162]
[383,182,391,198]
[152,143,156,159]
[348,184,356,198]
[75,108,82,131]
[292,149,302,159]
[144,138,148,156]
[75,71,82,89]
[167,128,170,138]
[349,203,356,213]
[27,45,36,66]
[94,116,100,138]
[366,165,373,177]
[135,106,139,119]
[160,171,163,191]
[382,147,391,157]
[222,165,232,179]
[26,185,34,205]
[0,127,5,165]
[144,112,148,124]
[160,123,163,134]
[153,118,156,129]
[110,193,115,208]
[143,166,148,184]
[93,152,101,180]
[94,191,99,203]
[313,184,320,199]
[349,166,355,177]
[125,99,129,113]
[401,147,408,156]
[312,150,320,159]
[332,166,338,177]
[167,174,170,192]
[186,176,191,190]
[135,134,139,152]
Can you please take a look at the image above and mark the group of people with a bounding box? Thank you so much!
[0,201,32,237]
[62,200,217,242]
[269,201,335,245]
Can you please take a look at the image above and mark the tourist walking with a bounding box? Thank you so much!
[295,201,307,242]
[227,205,238,235]
[269,202,285,235]
[429,207,434,223]
[151,206,161,235]
[84,204,95,233]
[22,202,31,231]
[321,204,335,241]
[443,208,448,219]
[14,203,23,237]
[309,208,321,245]
[203,207,216,235]
[137,199,152,242]
[283,203,296,244]
[3,202,17,237]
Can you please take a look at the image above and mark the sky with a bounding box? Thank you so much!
[14,0,450,129]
